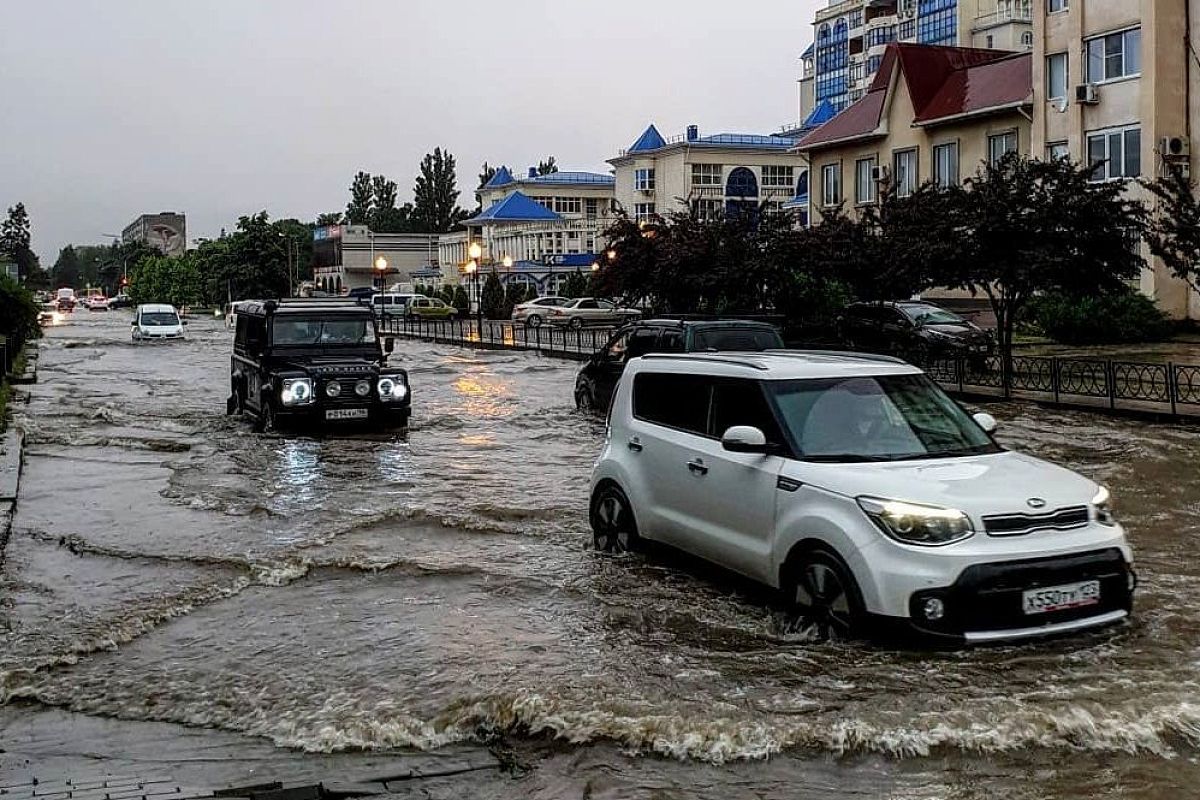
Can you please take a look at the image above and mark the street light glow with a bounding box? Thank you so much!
[590,262,599,271]
[468,241,483,260]
[375,256,388,272]
[502,255,513,268]
[465,259,478,274]
[607,249,617,261]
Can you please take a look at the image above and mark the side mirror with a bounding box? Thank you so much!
[130,320,138,327]
[384,337,395,354]
[182,320,189,326]
[973,412,998,434]
[721,425,769,454]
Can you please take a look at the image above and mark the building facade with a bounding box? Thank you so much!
[797,0,1033,126]
[311,225,439,294]
[1032,0,1200,319]
[608,124,809,225]
[122,212,187,257]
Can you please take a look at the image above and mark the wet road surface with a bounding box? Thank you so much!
[4,311,1200,798]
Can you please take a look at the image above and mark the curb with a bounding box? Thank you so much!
[0,427,23,563]
[11,342,38,384]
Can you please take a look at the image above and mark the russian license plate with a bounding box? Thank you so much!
[325,408,369,421]
[1022,580,1101,614]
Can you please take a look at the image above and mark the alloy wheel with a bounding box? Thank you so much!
[790,559,855,640]
[591,487,637,553]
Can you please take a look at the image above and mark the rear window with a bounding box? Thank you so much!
[693,327,783,352]
[632,373,711,435]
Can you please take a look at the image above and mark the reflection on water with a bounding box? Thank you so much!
[6,311,1200,798]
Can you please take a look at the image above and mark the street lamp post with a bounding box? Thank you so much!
[467,241,483,334]
[375,255,388,291]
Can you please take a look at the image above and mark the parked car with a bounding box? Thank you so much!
[589,351,1135,644]
[406,295,457,320]
[85,295,110,311]
[546,297,642,329]
[838,301,993,361]
[347,287,378,301]
[371,293,421,319]
[131,304,185,341]
[512,296,570,327]
[575,319,785,412]
[226,298,410,432]
[108,294,134,310]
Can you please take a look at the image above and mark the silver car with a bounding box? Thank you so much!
[511,296,570,327]
[546,297,642,329]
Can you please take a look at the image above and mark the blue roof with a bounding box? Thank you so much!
[523,171,614,186]
[464,191,563,224]
[628,124,666,153]
[484,165,514,188]
[801,100,838,131]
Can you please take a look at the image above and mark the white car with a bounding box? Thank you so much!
[132,304,185,341]
[546,297,642,329]
[512,296,570,327]
[85,296,110,311]
[590,351,1135,644]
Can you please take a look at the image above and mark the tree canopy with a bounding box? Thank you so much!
[412,148,467,233]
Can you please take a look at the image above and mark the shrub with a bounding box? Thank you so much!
[1026,289,1174,345]
[480,271,505,319]
[0,274,40,343]
[452,285,469,315]
[502,283,525,319]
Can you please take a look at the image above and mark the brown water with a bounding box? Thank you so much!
[4,312,1200,798]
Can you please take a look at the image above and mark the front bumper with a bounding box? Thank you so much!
[275,400,411,428]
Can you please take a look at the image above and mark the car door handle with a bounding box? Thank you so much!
[687,459,708,475]
[627,438,643,452]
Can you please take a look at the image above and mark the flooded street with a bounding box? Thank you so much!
[5,311,1200,798]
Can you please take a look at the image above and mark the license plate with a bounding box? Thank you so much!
[1022,580,1100,614]
[325,408,369,420]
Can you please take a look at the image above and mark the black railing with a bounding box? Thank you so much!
[380,316,616,360]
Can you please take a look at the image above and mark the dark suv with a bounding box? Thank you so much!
[574,319,784,411]
[838,301,993,362]
[226,299,411,431]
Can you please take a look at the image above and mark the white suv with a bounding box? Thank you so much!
[589,352,1136,644]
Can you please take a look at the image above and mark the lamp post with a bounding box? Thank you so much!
[467,241,483,333]
[375,255,388,291]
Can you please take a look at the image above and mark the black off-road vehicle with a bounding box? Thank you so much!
[227,298,411,431]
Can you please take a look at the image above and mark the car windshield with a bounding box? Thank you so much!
[903,306,964,325]
[141,312,179,325]
[694,328,783,351]
[768,374,1000,462]
[272,316,377,345]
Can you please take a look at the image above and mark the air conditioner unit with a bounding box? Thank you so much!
[1161,136,1191,160]
[871,165,888,182]
[1075,84,1100,104]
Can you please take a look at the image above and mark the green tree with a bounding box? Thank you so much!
[52,245,82,288]
[0,203,46,287]
[480,271,505,318]
[1145,166,1200,295]
[452,284,469,315]
[346,171,374,225]
[412,148,466,233]
[316,212,343,227]
[562,270,589,299]
[536,157,558,176]
[128,253,203,308]
[193,212,289,303]
[502,282,526,319]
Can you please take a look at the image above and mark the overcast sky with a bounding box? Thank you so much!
[2,0,821,263]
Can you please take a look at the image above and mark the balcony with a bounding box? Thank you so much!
[974,4,1032,30]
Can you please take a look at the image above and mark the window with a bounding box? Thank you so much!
[893,149,918,197]
[694,198,722,219]
[626,327,662,359]
[1087,125,1141,181]
[848,10,863,28]
[855,158,876,204]
[1046,141,1069,161]
[632,373,712,436]
[585,198,599,218]
[867,25,897,47]
[932,142,959,187]
[691,163,723,186]
[1086,28,1140,83]
[709,379,783,442]
[917,0,957,46]
[988,131,1018,165]
[634,168,655,191]
[761,165,794,187]
[867,54,883,75]
[1046,52,1068,100]
[554,197,582,214]
[986,34,993,49]
[899,19,915,39]
[1021,31,1033,47]
[1048,0,1067,12]
[534,197,554,210]
[821,163,842,206]
[634,202,656,221]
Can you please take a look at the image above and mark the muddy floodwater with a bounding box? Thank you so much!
[4,312,1200,798]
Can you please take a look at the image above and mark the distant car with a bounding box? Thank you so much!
[347,287,378,301]
[838,301,993,362]
[38,301,60,327]
[371,293,421,319]
[108,294,134,310]
[512,296,570,327]
[546,297,641,329]
[85,296,110,311]
[574,319,785,412]
[406,296,457,320]
[132,304,185,341]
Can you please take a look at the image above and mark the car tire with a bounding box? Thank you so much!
[568,317,583,330]
[527,314,543,328]
[782,548,864,641]
[254,400,277,434]
[590,483,640,553]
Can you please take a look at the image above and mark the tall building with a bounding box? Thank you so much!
[122,212,187,257]
[311,226,439,294]
[1032,0,1199,319]
[797,1,1033,127]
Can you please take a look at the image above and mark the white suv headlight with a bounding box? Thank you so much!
[857,497,974,546]
[280,378,314,406]
[1092,486,1116,526]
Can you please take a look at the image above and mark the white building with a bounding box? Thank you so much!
[311,225,439,294]
[608,124,809,225]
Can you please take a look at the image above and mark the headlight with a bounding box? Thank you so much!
[354,379,371,397]
[1092,486,1116,526]
[857,496,974,546]
[377,375,408,402]
[281,378,314,406]
[326,381,342,398]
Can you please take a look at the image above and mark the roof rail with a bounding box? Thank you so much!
[765,348,910,365]
[639,353,771,371]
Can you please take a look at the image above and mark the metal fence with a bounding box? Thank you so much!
[380,317,616,360]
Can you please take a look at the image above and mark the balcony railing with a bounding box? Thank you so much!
[974,5,1032,28]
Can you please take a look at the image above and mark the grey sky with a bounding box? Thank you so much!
[2,0,820,264]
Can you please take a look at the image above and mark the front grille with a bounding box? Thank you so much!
[983,505,1090,536]
[320,378,374,405]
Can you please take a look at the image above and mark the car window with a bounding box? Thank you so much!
[272,317,376,345]
[903,305,964,325]
[578,299,599,310]
[693,327,783,351]
[659,329,685,352]
[632,372,712,435]
[605,331,630,360]
[709,378,782,442]
[626,327,661,359]
[141,311,179,325]
[598,300,615,310]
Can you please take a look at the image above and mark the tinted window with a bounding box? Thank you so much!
[577,299,599,309]
[660,329,685,352]
[709,379,782,442]
[693,327,783,351]
[632,373,711,435]
[626,327,661,358]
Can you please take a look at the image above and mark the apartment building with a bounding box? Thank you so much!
[797,0,1033,126]
[122,212,187,257]
[608,124,809,224]
[1032,0,1199,319]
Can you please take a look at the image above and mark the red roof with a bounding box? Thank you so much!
[796,43,1032,151]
